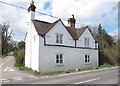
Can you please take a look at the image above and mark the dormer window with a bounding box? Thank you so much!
[56,33,63,44]
[84,37,89,47]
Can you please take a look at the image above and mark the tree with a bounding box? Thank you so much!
[117,39,120,64]
[96,24,118,65]
[14,41,25,66]
[0,23,13,55]
[18,41,25,50]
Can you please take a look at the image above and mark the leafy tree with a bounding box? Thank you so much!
[14,41,25,66]
[117,39,120,64]
[18,41,25,50]
[96,24,118,65]
[14,49,25,65]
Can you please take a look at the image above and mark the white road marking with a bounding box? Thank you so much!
[29,76,37,78]
[34,77,38,78]
[1,79,10,82]
[58,73,73,76]
[44,75,49,77]
[57,67,118,77]
[0,63,4,67]
[58,70,91,77]
[0,57,11,67]
[74,78,100,84]
[29,76,35,78]
[13,77,23,81]
[4,67,15,71]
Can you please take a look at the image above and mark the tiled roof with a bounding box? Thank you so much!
[32,20,59,35]
[32,19,96,41]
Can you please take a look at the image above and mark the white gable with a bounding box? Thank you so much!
[77,28,96,48]
[45,20,75,46]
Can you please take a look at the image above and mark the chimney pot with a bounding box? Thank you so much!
[28,0,36,12]
[67,14,76,28]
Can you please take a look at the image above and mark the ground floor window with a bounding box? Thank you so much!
[85,55,90,63]
[56,54,63,64]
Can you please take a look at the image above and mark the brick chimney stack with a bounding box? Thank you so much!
[27,0,36,20]
[67,14,76,28]
[28,0,36,12]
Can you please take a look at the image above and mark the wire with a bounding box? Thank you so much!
[0,14,27,23]
[0,1,62,19]
[0,0,85,26]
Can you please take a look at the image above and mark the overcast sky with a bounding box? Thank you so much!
[0,0,118,41]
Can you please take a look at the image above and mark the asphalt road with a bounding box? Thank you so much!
[3,67,119,84]
[0,56,33,83]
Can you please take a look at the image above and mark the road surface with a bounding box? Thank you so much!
[0,56,33,84]
[2,67,119,84]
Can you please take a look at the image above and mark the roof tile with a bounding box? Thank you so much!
[32,19,96,41]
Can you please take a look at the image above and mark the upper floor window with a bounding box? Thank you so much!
[84,37,89,47]
[56,33,63,44]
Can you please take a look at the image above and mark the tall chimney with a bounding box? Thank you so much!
[28,0,36,12]
[67,14,76,28]
[27,0,36,20]
[25,0,36,68]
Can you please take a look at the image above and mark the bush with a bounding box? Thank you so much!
[15,64,33,71]
[104,48,118,65]
[2,53,7,58]
[14,49,25,66]
[100,63,113,68]
[13,50,18,57]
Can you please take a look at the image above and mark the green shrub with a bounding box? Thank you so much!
[15,63,22,67]
[14,49,25,65]
[100,63,113,68]
[15,64,33,71]
[19,65,24,71]
[13,50,18,57]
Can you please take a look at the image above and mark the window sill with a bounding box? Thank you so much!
[55,64,64,67]
[85,63,91,65]
[55,43,64,45]
[84,46,90,48]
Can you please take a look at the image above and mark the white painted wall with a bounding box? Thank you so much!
[38,23,98,73]
[25,15,99,73]
[25,22,40,71]
[45,21,75,46]
[25,11,39,71]
[39,36,98,73]
[25,12,33,68]
[77,28,96,48]
[30,23,40,71]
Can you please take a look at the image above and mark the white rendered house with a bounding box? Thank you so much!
[25,1,99,73]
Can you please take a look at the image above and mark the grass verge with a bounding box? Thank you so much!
[99,63,113,68]
[38,63,115,76]
[15,64,41,75]
[15,64,33,71]
[15,63,116,76]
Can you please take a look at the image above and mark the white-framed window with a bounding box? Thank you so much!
[85,55,90,63]
[84,37,89,47]
[56,54,63,64]
[56,33,63,44]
